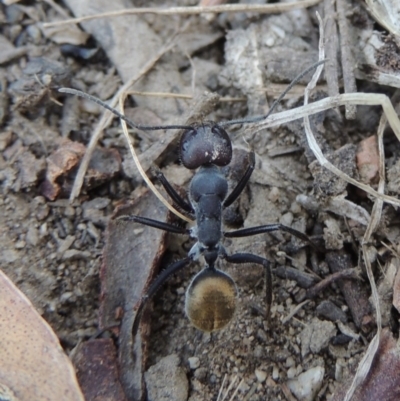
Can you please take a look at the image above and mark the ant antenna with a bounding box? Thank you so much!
[58,88,194,132]
[219,59,326,127]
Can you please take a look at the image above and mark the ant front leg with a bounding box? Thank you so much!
[155,169,194,214]
[224,253,272,320]
[223,151,256,208]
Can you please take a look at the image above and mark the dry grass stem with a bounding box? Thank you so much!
[282,300,311,324]
[118,95,193,223]
[248,93,400,207]
[42,0,322,28]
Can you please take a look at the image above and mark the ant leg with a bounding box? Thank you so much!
[132,257,192,336]
[155,170,194,214]
[117,215,189,234]
[224,223,318,250]
[224,253,272,320]
[223,151,256,208]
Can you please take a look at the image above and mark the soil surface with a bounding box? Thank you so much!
[1,1,400,401]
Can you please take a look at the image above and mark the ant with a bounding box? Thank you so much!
[59,60,323,334]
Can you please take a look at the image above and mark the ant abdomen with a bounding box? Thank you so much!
[180,122,232,169]
[185,268,237,332]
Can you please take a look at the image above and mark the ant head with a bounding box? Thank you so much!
[185,267,237,332]
[180,122,232,169]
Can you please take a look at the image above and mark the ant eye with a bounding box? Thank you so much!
[185,269,237,332]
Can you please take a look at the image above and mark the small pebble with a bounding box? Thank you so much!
[145,354,188,401]
[335,359,344,382]
[238,380,250,393]
[26,24,42,44]
[82,197,111,210]
[1,249,19,263]
[287,366,297,379]
[268,187,280,202]
[188,357,200,370]
[287,366,325,401]
[272,365,279,380]
[176,287,185,295]
[253,345,263,358]
[257,329,268,342]
[64,206,75,217]
[316,300,348,323]
[60,291,73,303]
[286,356,295,368]
[290,201,302,214]
[280,212,294,226]
[62,249,91,261]
[300,317,336,357]
[194,367,207,381]
[26,226,39,246]
[14,240,26,249]
[255,368,267,383]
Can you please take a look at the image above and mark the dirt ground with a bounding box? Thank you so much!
[1,1,400,401]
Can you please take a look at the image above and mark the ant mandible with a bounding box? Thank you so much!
[60,60,322,334]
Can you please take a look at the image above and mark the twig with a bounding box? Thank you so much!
[2,0,20,5]
[42,0,322,28]
[305,268,359,300]
[323,0,340,98]
[337,0,357,119]
[282,300,310,324]
[221,375,238,401]
[229,378,244,401]
[126,91,193,99]
[217,374,228,401]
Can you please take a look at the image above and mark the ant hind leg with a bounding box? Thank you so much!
[132,257,192,337]
[224,253,272,321]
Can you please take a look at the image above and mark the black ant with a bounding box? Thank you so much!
[59,60,323,334]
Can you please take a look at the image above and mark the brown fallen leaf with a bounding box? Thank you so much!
[41,139,86,200]
[356,135,379,184]
[332,328,400,401]
[0,269,84,401]
[73,339,127,401]
[41,139,121,200]
[100,189,170,400]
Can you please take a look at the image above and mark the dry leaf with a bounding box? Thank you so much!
[366,0,400,38]
[0,269,84,401]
